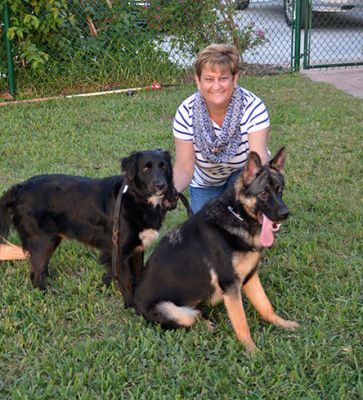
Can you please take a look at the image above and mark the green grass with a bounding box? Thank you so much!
[1,74,362,399]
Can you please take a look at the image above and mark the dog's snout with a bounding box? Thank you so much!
[155,181,166,192]
[278,206,289,220]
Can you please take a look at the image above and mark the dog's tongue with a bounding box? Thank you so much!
[260,214,274,247]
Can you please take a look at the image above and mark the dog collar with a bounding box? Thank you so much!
[227,206,245,223]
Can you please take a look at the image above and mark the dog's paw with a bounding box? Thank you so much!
[102,273,113,287]
[124,296,136,309]
[280,319,300,330]
[272,315,300,330]
[244,339,258,354]
[203,319,216,333]
[237,334,258,353]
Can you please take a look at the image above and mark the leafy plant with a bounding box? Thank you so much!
[143,0,267,61]
[7,0,73,69]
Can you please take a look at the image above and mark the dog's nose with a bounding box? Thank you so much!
[278,207,289,220]
[155,183,166,191]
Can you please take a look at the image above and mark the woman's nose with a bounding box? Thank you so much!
[211,79,221,89]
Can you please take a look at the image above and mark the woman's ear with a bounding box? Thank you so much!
[233,73,238,87]
[195,74,201,90]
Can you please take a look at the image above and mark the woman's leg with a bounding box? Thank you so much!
[189,185,224,213]
[226,168,242,189]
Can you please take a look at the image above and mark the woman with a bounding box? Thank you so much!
[173,43,270,213]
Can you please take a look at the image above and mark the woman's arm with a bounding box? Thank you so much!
[173,138,196,192]
[248,127,270,165]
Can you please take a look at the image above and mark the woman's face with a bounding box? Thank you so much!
[195,64,238,111]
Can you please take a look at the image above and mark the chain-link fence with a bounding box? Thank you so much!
[1,0,362,99]
[302,0,363,68]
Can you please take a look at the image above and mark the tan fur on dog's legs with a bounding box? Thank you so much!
[223,287,257,353]
[242,273,299,330]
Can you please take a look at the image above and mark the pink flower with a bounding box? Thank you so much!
[256,29,266,39]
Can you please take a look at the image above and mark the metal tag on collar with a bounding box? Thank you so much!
[123,184,128,193]
[227,206,244,222]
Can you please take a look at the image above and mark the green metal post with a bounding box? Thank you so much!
[3,1,16,98]
[292,0,301,72]
[303,0,312,69]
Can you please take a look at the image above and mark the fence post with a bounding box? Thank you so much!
[292,0,302,72]
[3,1,16,98]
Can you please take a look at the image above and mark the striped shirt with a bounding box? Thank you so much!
[173,88,270,188]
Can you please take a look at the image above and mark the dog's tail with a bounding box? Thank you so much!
[143,301,201,329]
[0,185,19,240]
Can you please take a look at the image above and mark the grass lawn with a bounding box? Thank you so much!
[0,74,362,399]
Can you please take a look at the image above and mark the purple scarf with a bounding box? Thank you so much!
[193,86,245,163]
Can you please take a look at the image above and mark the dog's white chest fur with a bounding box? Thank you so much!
[148,195,163,207]
[139,229,159,248]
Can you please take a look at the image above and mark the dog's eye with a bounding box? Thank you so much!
[159,163,167,170]
[259,191,268,199]
[142,166,151,173]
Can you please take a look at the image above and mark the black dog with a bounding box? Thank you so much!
[134,147,299,352]
[0,150,177,306]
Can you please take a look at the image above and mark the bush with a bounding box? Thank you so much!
[143,0,267,60]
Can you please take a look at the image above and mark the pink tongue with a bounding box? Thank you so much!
[260,214,274,247]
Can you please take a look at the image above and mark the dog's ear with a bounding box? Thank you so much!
[121,152,138,180]
[270,146,286,174]
[243,151,262,185]
[154,149,172,165]
[162,150,172,167]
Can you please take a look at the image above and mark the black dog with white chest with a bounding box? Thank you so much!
[0,149,177,306]
[134,147,299,352]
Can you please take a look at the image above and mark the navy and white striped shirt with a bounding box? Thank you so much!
[173,88,270,188]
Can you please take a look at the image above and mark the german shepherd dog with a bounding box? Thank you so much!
[134,147,299,352]
[0,150,177,306]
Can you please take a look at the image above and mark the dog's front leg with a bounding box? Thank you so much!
[223,286,257,353]
[117,254,136,308]
[131,246,144,288]
[242,272,299,330]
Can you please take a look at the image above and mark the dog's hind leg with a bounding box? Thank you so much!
[242,272,299,330]
[223,286,257,353]
[27,237,60,291]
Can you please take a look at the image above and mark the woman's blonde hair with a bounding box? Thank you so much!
[194,43,240,79]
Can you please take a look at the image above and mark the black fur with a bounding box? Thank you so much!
[0,149,177,306]
[135,147,299,351]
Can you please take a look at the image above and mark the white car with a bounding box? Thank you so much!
[236,0,363,27]
[284,0,363,26]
